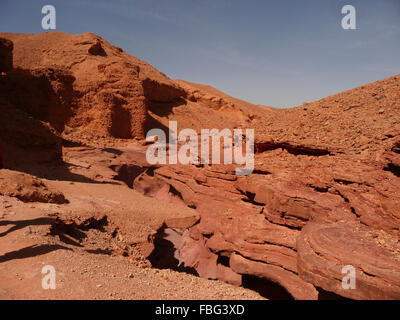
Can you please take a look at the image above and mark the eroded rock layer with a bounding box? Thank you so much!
[133,75,400,299]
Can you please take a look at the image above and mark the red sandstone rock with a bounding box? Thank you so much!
[0,169,66,204]
[0,31,184,143]
[134,74,400,299]
[230,253,318,300]
[297,222,400,299]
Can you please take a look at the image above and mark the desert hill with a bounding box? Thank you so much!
[0,32,259,147]
[253,75,400,160]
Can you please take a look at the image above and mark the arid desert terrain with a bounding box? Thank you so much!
[0,32,399,300]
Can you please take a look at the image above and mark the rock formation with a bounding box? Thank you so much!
[133,75,400,299]
[0,31,399,300]
[0,169,66,204]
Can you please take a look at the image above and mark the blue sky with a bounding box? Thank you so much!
[0,0,399,108]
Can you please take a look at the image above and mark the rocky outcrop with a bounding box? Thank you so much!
[0,67,67,167]
[297,222,400,299]
[163,79,267,133]
[0,31,269,163]
[132,162,318,298]
[0,31,188,144]
[0,37,67,167]
[0,169,66,204]
[133,75,400,299]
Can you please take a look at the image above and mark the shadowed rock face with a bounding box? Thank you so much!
[0,139,3,168]
[0,31,187,144]
[0,38,63,167]
[0,68,66,167]
[0,38,12,167]
[0,31,399,300]
[0,38,13,73]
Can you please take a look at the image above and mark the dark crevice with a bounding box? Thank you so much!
[350,206,360,217]
[391,142,400,154]
[88,41,107,56]
[146,98,187,117]
[146,167,156,177]
[252,169,272,175]
[334,190,361,218]
[62,138,85,148]
[335,190,350,203]
[383,163,400,178]
[334,178,356,185]
[148,225,198,276]
[217,254,230,268]
[111,228,119,238]
[242,274,294,300]
[102,147,123,155]
[203,233,213,239]
[168,183,193,207]
[240,191,265,206]
[86,248,113,255]
[264,217,302,231]
[308,184,329,193]
[110,164,145,188]
[169,184,184,201]
[317,287,352,300]
[241,197,264,206]
[255,142,331,156]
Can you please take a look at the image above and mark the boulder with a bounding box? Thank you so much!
[0,169,66,204]
[297,222,400,299]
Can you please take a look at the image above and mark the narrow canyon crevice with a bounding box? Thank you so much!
[148,225,198,276]
[255,141,332,156]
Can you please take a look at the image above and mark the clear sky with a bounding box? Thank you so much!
[0,0,399,108]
